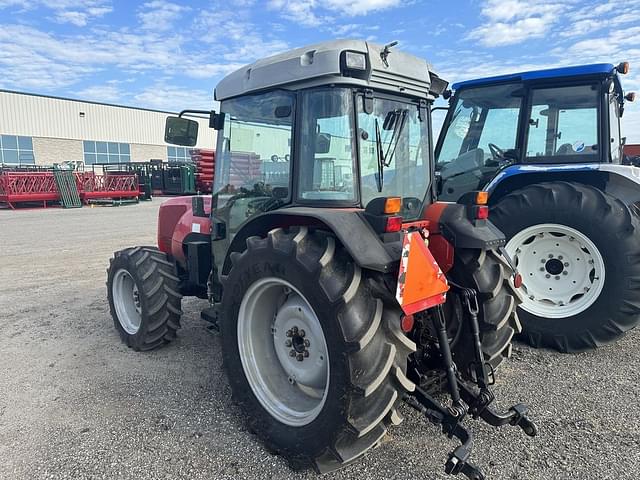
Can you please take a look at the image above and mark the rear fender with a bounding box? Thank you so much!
[486,163,640,209]
[222,207,396,275]
[424,201,505,252]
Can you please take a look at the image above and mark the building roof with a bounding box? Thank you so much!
[452,63,616,90]
[0,88,178,115]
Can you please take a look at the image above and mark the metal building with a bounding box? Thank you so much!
[0,90,216,166]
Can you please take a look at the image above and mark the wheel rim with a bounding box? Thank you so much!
[112,269,142,334]
[237,277,329,426]
[506,223,605,319]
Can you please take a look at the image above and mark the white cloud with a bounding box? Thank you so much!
[467,0,564,47]
[133,82,214,111]
[268,0,401,25]
[76,84,123,103]
[0,0,113,25]
[137,0,188,31]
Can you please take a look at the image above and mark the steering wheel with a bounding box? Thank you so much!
[488,143,505,160]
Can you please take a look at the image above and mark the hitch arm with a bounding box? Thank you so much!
[457,381,538,437]
[406,386,485,480]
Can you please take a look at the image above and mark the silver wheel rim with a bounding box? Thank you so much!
[506,223,605,319]
[237,277,329,426]
[112,269,142,334]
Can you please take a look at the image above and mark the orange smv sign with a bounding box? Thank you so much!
[396,231,449,315]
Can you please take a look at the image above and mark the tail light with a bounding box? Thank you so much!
[385,216,403,232]
[474,205,489,220]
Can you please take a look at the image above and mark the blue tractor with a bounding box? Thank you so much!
[435,62,640,353]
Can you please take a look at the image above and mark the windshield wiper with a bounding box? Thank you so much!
[374,109,408,192]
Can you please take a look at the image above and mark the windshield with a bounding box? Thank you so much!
[358,95,430,220]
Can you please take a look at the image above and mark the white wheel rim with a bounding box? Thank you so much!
[112,269,142,334]
[506,223,605,319]
[237,277,329,426]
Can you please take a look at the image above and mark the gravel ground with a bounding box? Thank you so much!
[1,200,639,480]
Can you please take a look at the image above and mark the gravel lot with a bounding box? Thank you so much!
[1,200,639,480]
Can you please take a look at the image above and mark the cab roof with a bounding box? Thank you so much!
[215,39,434,101]
[452,63,616,91]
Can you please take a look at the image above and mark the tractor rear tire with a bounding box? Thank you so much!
[107,246,183,351]
[491,182,640,352]
[220,227,416,473]
[448,248,522,374]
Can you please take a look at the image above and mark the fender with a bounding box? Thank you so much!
[157,196,212,265]
[424,201,505,251]
[223,207,396,274]
[485,163,640,208]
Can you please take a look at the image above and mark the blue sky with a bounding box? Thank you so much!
[1,0,639,139]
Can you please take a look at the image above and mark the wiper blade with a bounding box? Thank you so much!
[374,109,409,193]
[375,118,384,192]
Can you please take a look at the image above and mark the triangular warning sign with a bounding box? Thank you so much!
[396,231,449,315]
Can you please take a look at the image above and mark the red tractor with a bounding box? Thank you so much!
[107,40,535,479]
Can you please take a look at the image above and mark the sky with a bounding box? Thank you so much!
[1,0,639,140]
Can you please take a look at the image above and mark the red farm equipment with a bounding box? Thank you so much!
[0,165,138,209]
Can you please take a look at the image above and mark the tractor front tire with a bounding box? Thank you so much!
[491,182,640,352]
[221,227,416,473]
[107,246,182,351]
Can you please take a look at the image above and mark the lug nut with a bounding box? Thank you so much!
[545,274,551,278]
[292,326,298,334]
[299,329,305,337]
[286,330,293,337]
[563,271,568,276]
[304,339,310,347]
[548,254,554,258]
[285,339,292,347]
[558,255,563,260]
[303,351,309,358]
[539,267,545,271]
[296,354,304,362]
[289,350,296,357]
[564,262,569,267]
[555,276,560,280]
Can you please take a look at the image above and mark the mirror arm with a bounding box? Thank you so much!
[178,109,212,118]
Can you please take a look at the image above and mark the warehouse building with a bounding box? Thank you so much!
[0,90,216,167]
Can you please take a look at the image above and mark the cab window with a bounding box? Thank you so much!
[525,85,598,162]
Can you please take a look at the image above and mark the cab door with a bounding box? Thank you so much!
[435,83,523,201]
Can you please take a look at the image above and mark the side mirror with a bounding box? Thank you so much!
[316,132,331,154]
[210,112,225,130]
[165,116,199,146]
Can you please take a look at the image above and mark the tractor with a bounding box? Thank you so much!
[107,40,535,479]
[435,63,640,353]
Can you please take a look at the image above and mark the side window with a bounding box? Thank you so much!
[556,109,597,153]
[476,108,520,159]
[437,103,473,164]
[213,91,294,229]
[526,85,599,162]
[609,95,621,162]
[297,89,356,201]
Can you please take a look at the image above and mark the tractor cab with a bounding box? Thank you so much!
[165,40,447,273]
[435,63,635,202]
